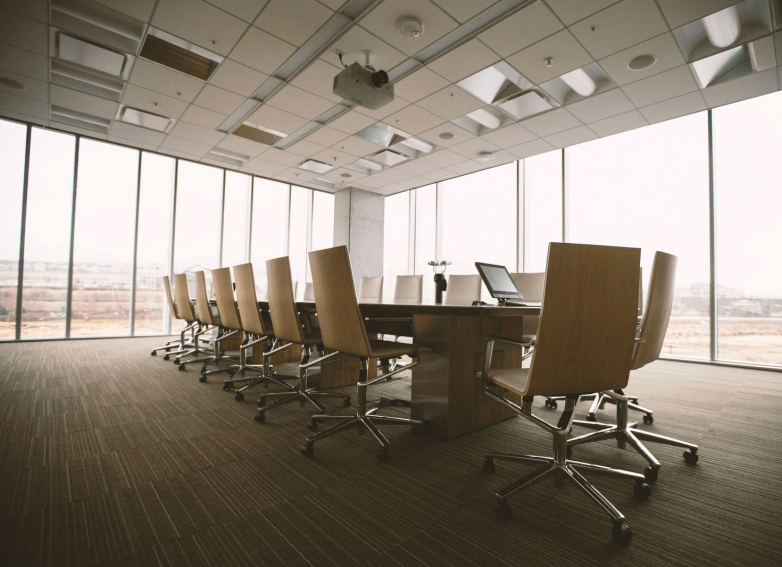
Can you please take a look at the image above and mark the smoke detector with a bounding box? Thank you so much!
[399,18,424,38]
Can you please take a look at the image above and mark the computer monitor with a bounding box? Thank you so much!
[475,262,523,303]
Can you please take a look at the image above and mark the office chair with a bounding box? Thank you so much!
[445,274,482,303]
[358,276,383,303]
[481,243,650,544]
[253,256,351,422]
[567,252,698,483]
[303,282,315,302]
[301,245,422,462]
[150,275,196,358]
[509,271,544,363]
[169,273,213,365]
[393,274,423,304]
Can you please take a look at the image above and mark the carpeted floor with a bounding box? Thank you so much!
[0,337,781,566]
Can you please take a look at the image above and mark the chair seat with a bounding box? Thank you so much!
[368,339,416,359]
[488,368,530,397]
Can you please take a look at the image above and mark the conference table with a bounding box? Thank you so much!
[295,300,541,440]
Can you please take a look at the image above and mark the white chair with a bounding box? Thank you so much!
[444,274,481,303]
[303,282,315,302]
[393,275,423,304]
[358,276,383,303]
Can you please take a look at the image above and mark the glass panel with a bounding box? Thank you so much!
[713,91,782,366]
[70,140,139,337]
[567,113,710,360]
[288,186,309,298]
[250,178,289,299]
[383,191,410,301]
[221,171,251,268]
[0,120,27,339]
[442,163,517,299]
[310,190,335,292]
[20,128,76,338]
[524,150,562,272]
[135,153,175,335]
[173,161,223,295]
[414,184,436,302]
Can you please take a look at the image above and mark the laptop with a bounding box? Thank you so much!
[475,262,541,307]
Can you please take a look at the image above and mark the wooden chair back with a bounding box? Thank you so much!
[266,257,305,344]
[308,246,371,358]
[358,276,383,303]
[632,252,677,370]
[445,274,482,303]
[510,272,545,302]
[232,263,267,336]
[393,274,423,304]
[173,273,196,322]
[194,271,216,325]
[303,282,315,302]
[525,243,640,397]
[211,267,242,332]
[162,275,178,319]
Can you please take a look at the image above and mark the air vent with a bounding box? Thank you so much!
[51,105,111,134]
[232,123,282,147]
[51,60,125,101]
[140,28,223,81]
[56,32,128,76]
[296,160,335,174]
[206,148,250,167]
[117,105,174,132]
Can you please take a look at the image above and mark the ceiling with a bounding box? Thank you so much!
[1,0,780,195]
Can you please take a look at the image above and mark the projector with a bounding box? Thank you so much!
[333,62,394,110]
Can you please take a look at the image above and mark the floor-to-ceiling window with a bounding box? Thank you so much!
[288,185,310,296]
[221,171,252,269]
[250,178,289,299]
[414,184,436,301]
[713,91,782,366]
[382,191,410,301]
[523,150,562,273]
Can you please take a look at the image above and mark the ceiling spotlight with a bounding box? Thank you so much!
[477,152,495,162]
[399,17,424,38]
[545,57,554,68]
[559,68,596,97]
[703,5,741,48]
[438,132,455,140]
[628,54,657,71]
[0,77,26,90]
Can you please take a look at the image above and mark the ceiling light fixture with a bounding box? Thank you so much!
[628,54,657,71]
[702,5,741,48]
[466,108,502,130]
[559,68,596,97]
[438,132,455,140]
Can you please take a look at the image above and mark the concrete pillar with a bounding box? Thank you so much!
[333,187,384,289]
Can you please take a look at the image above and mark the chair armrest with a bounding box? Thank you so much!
[486,334,534,347]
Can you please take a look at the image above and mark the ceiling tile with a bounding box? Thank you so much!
[353,175,387,188]
[247,104,309,135]
[266,85,334,120]
[317,0,346,10]
[0,9,47,56]
[506,30,594,85]
[0,70,48,103]
[0,108,47,127]
[243,157,288,176]
[544,0,621,26]
[569,0,669,60]
[128,59,205,103]
[51,85,119,120]
[332,135,383,157]
[420,168,456,182]
[5,0,50,22]
[373,168,414,182]
[620,65,698,108]
[0,91,48,119]
[229,26,297,75]
[543,125,598,148]
[417,122,475,148]
[255,0,333,47]
[416,85,484,121]
[393,159,440,175]
[170,121,227,146]
[180,105,228,128]
[478,1,563,58]
[322,25,407,71]
[385,105,445,135]
[598,33,686,87]
[286,139,327,157]
[701,68,779,109]
[152,0,250,56]
[655,0,741,29]
[327,110,377,134]
[206,0,269,22]
[638,91,707,124]
[419,148,466,167]
[215,132,269,157]
[360,0,459,57]
[427,39,501,83]
[94,0,157,21]
[393,67,450,102]
[60,125,108,139]
[159,148,202,161]
[276,167,321,182]
[431,0,499,24]
[258,147,302,166]
[193,84,247,114]
[209,59,268,97]
[446,160,485,175]
[122,84,189,119]
[109,122,166,146]
[305,125,349,145]
[519,108,582,137]
[160,135,213,156]
[479,123,537,147]
[290,59,344,103]
[0,43,48,82]
[312,147,355,167]
[567,88,635,123]
[353,96,411,121]
[588,109,648,137]
[448,137,501,158]
[506,138,558,158]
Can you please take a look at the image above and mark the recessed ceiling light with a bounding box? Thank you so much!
[340,173,352,178]
[438,132,455,140]
[0,77,26,90]
[399,18,424,38]
[628,54,657,71]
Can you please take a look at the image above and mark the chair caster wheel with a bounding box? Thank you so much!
[307,420,318,431]
[644,466,658,483]
[254,412,265,423]
[235,392,244,402]
[566,445,573,459]
[683,449,699,464]
[496,500,513,521]
[342,397,352,408]
[151,351,156,356]
[257,397,266,407]
[178,364,185,371]
[643,414,654,424]
[545,399,557,409]
[301,443,313,457]
[483,458,495,473]
[634,481,651,499]
[611,522,632,544]
[586,414,597,422]
[199,375,207,383]
[376,449,390,463]
[174,358,180,364]
[163,355,170,361]
[222,383,231,391]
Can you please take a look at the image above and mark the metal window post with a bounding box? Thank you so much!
[64,137,80,338]
[247,177,255,262]
[218,169,226,267]
[408,189,416,275]
[517,159,524,272]
[708,110,718,361]
[14,126,32,340]
[166,159,179,335]
[129,151,142,336]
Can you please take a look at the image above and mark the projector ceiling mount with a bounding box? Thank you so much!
[333,49,394,110]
